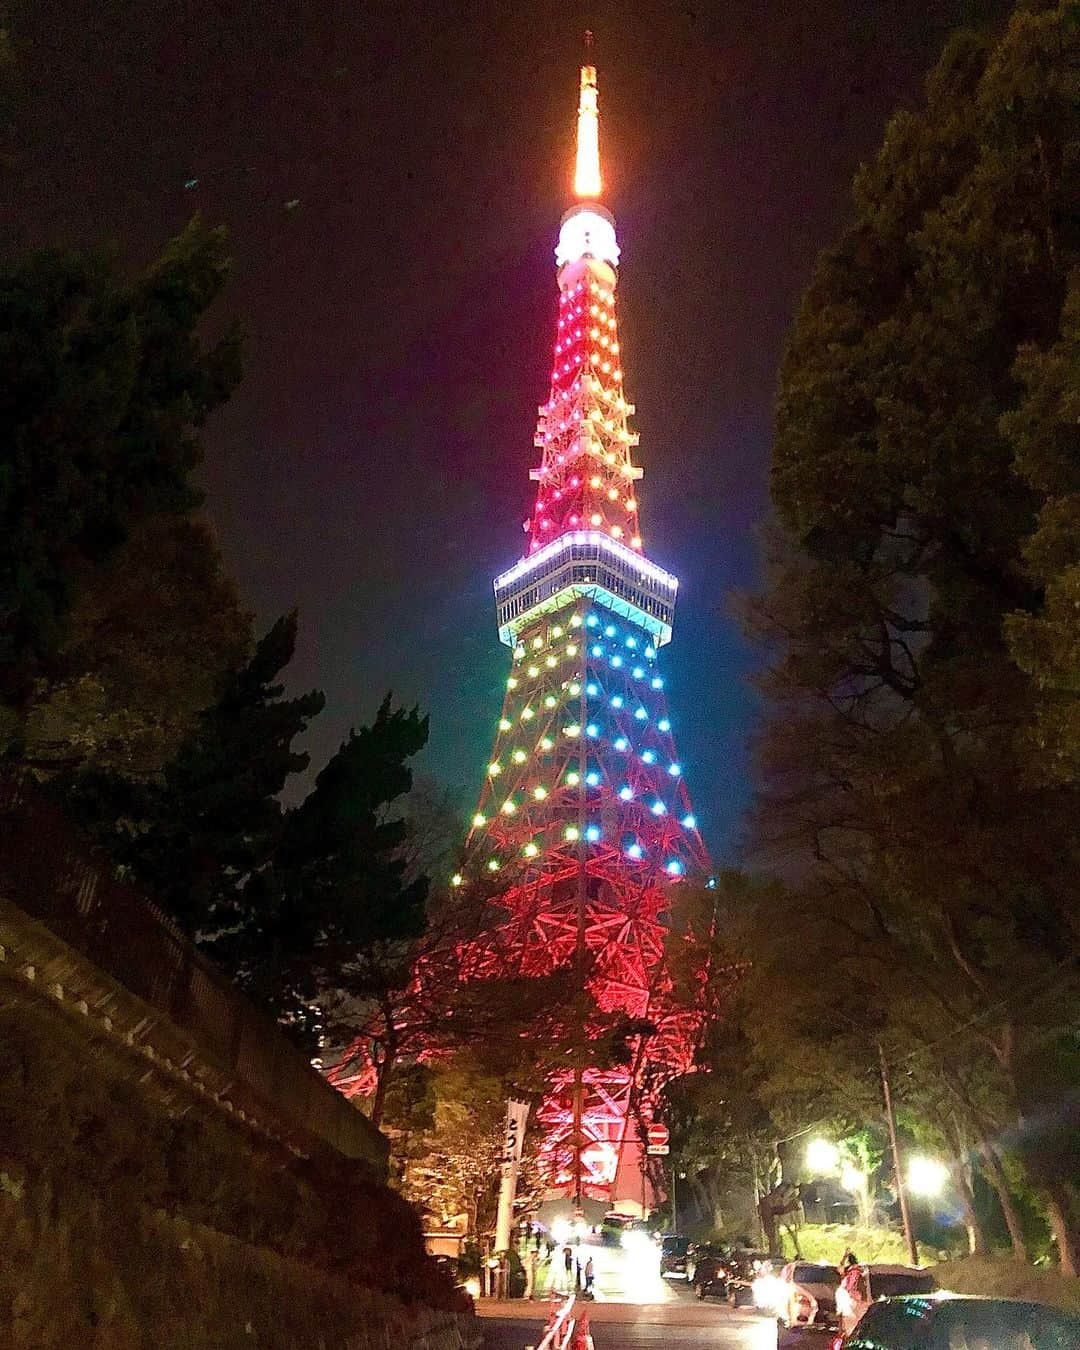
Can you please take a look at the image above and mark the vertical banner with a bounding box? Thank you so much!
[494,1098,530,1255]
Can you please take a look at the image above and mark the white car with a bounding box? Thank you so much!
[773,1261,841,1332]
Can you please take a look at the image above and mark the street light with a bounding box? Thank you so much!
[907,1155,949,1197]
[806,1137,840,1174]
[839,1162,865,1194]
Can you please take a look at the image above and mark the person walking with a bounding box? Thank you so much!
[563,1244,574,1291]
[584,1257,595,1297]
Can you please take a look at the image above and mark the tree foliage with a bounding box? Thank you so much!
[0,218,243,713]
[725,0,1079,1272]
[21,515,251,774]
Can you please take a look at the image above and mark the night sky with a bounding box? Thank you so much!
[7,0,1010,860]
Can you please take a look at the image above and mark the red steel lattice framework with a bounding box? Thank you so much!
[457,58,711,1208]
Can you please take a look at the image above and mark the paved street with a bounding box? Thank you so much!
[477,1242,778,1350]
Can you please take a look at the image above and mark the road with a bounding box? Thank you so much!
[477,1242,779,1350]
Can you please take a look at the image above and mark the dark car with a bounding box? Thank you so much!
[724,1249,771,1307]
[689,1246,726,1300]
[660,1234,691,1279]
[839,1295,1080,1350]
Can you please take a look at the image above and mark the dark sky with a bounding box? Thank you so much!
[6,0,1010,860]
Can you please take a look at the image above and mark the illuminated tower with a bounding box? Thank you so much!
[463,54,709,1208]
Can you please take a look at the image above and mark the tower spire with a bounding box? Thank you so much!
[573,35,602,200]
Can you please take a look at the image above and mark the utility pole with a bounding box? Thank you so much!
[671,1164,678,1234]
[879,1043,919,1266]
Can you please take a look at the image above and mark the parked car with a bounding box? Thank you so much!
[835,1295,1080,1350]
[835,1264,937,1334]
[659,1233,691,1279]
[773,1261,842,1331]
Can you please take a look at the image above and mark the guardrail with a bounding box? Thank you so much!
[0,772,387,1169]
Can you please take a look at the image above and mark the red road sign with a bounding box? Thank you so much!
[646,1122,669,1147]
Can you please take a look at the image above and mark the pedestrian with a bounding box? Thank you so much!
[839,1251,863,1299]
[563,1244,574,1290]
[574,1257,582,1291]
[584,1257,595,1296]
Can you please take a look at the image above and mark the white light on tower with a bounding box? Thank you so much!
[556,208,620,268]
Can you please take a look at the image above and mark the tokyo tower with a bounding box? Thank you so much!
[460,52,710,1210]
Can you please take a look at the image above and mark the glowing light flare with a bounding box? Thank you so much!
[908,1155,949,1197]
[806,1138,840,1175]
[839,1163,866,1195]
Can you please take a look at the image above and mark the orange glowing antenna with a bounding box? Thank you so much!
[573,31,602,200]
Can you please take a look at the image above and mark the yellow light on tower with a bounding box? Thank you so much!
[574,64,602,199]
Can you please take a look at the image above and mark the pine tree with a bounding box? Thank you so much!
[210,696,432,1047]
[0,218,243,718]
[742,1,1080,1271]
[67,612,323,935]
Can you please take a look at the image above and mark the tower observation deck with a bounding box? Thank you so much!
[461,54,710,1209]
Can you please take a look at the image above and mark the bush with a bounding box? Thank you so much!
[932,1257,1080,1315]
[778,1223,951,1265]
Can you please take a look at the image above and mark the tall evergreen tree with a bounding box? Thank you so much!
[740,0,1079,1271]
[209,695,432,1047]
[0,218,243,720]
[67,612,323,934]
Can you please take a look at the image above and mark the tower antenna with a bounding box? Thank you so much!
[574,35,602,199]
